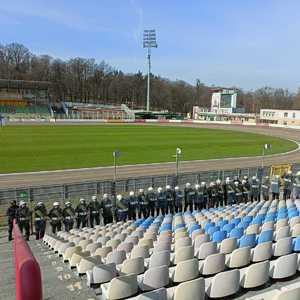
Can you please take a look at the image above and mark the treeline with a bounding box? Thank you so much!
[0,42,299,113]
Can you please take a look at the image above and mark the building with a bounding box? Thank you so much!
[211,88,237,114]
[260,109,300,126]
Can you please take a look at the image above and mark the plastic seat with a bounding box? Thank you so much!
[147,250,170,268]
[212,230,227,243]
[223,223,235,235]
[196,241,217,260]
[193,234,210,250]
[246,224,260,235]
[131,245,150,259]
[135,288,167,300]
[292,223,300,237]
[77,255,102,275]
[251,241,272,262]
[229,227,244,239]
[169,258,199,283]
[239,234,256,248]
[94,246,112,259]
[174,237,192,250]
[138,265,169,291]
[257,230,274,244]
[119,257,145,275]
[199,253,225,275]
[269,253,297,279]
[219,237,237,254]
[207,226,220,237]
[69,251,90,268]
[274,226,290,241]
[293,236,300,252]
[106,250,126,265]
[226,246,250,268]
[117,242,134,254]
[172,245,194,264]
[272,236,292,257]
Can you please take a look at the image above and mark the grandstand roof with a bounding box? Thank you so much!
[0,79,52,90]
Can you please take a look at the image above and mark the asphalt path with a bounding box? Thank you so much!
[1,123,300,189]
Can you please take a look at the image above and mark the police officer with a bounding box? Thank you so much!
[200,182,209,209]
[293,171,300,200]
[137,189,148,218]
[63,201,75,232]
[194,184,201,210]
[250,176,260,202]
[226,177,236,205]
[165,185,174,214]
[116,194,129,222]
[271,175,281,200]
[34,202,47,240]
[89,195,101,228]
[17,201,31,240]
[282,171,293,200]
[102,193,113,225]
[75,198,88,228]
[216,179,225,207]
[157,187,166,215]
[234,181,243,204]
[128,191,138,220]
[174,186,184,213]
[242,176,251,202]
[208,182,218,208]
[261,176,270,201]
[48,202,63,234]
[184,183,196,211]
[146,187,157,217]
[6,200,18,241]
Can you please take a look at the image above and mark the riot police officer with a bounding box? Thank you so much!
[102,194,113,225]
[89,195,101,228]
[165,185,174,214]
[226,177,236,205]
[234,181,243,204]
[200,182,208,210]
[157,187,166,215]
[17,201,31,240]
[63,201,75,232]
[242,176,251,202]
[283,171,293,200]
[174,186,184,213]
[6,200,18,241]
[75,198,88,228]
[34,202,47,240]
[271,175,280,200]
[128,191,138,220]
[137,189,148,218]
[116,194,129,222]
[216,179,225,207]
[184,183,196,211]
[48,202,63,234]
[261,176,270,201]
[208,182,218,208]
[293,171,300,200]
[194,184,201,210]
[250,176,260,202]
[146,187,157,217]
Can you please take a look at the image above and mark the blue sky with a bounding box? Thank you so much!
[0,0,299,91]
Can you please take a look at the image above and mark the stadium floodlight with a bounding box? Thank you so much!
[143,29,158,112]
[113,150,121,182]
[173,147,182,181]
[261,143,271,170]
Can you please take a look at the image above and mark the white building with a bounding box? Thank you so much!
[260,109,300,125]
[211,89,237,114]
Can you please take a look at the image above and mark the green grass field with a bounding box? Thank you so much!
[0,125,297,173]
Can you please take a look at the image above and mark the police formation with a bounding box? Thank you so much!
[6,171,300,241]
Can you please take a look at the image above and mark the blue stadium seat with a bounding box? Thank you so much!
[212,230,227,243]
[188,224,201,235]
[293,237,300,252]
[218,220,228,228]
[239,234,256,248]
[264,214,276,223]
[242,216,253,223]
[223,223,235,235]
[207,226,220,237]
[204,222,215,232]
[257,230,274,244]
[231,218,241,226]
[174,223,185,231]
[229,227,244,239]
[238,221,250,230]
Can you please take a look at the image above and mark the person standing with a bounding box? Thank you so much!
[157,187,166,216]
[89,195,101,228]
[16,201,31,241]
[48,202,63,234]
[101,194,113,225]
[226,178,236,205]
[165,185,174,214]
[146,187,157,217]
[216,179,225,207]
[137,189,148,218]
[6,200,18,241]
[293,171,300,200]
[63,201,76,232]
[34,202,47,240]
[271,175,281,200]
[261,176,270,201]
[282,171,293,201]
[75,198,88,228]
[116,194,129,222]
[174,186,184,213]
[184,183,195,211]
[250,176,260,202]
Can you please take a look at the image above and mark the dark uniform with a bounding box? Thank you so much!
[165,187,174,214]
[34,202,47,240]
[146,188,157,217]
[89,197,101,228]
[138,190,148,218]
[283,172,293,201]
[116,195,129,222]
[261,176,270,201]
[271,176,280,200]
[6,201,18,241]
[128,192,138,220]
[242,178,251,202]
[250,177,260,202]
[216,180,225,207]
[208,183,218,208]
[75,199,88,228]
[174,187,184,213]
[226,179,236,205]
[234,182,243,204]
[157,188,166,216]
[17,202,31,240]
[63,202,75,232]
[184,184,196,211]
[102,195,113,225]
[48,203,63,234]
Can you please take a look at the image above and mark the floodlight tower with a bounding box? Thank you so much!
[143,29,157,112]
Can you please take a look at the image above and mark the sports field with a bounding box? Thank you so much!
[0,125,297,173]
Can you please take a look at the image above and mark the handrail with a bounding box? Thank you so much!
[13,220,42,300]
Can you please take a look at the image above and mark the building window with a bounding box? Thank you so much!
[284,112,288,118]
[293,113,296,118]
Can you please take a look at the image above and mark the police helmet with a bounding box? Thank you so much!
[139,188,144,194]
[174,186,179,191]
[265,176,269,179]
[234,181,239,186]
[19,201,26,206]
[288,170,292,175]
[65,201,71,206]
[117,194,122,201]
[80,198,85,204]
[201,181,206,186]
[216,179,221,184]
[225,178,231,183]
[53,201,60,207]
[242,179,246,184]
[148,187,153,192]
[185,182,191,188]
[166,185,171,190]
[157,187,163,193]
[103,193,108,199]
[296,171,300,176]
[92,195,97,201]
[243,176,248,180]
[37,201,43,207]
[195,184,200,189]
[129,191,135,196]
[252,176,257,180]
[209,182,214,187]
[10,200,16,206]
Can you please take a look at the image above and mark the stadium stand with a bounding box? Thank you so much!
[43,197,300,299]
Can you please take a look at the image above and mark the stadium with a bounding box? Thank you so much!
[2,2,300,300]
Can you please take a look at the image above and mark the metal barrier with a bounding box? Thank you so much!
[13,221,43,300]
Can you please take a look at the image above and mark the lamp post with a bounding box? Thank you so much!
[173,147,182,185]
[261,144,271,171]
[143,29,158,112]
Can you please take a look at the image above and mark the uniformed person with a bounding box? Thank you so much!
[102,194,113,225]
[116,194,129,222]
[165,185,174,214]
[200,182,209,209]
[293,171,300,200]
[250,176,260,202]
[226,177,236,205]
[261,176,270,201]
[146,187,157,217]
[234,181,243,204]
[75,198,88,228]
[48,202,63,234]
[242,176,251,202]
[174,186,184,213]
[137,189,148,218]
[17,201,31,240]
[271,175,281,200]
[157,187,166,215]
[63,201,76,232]
[34,202,47,240]
[216,179,225,207]
[184,183,196,211]
[282,171,293,201]
[89,195,101,228]
[6,200,18,241]
[194,184,201,210]
[208,182,218,208]
[128,191,138,220]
